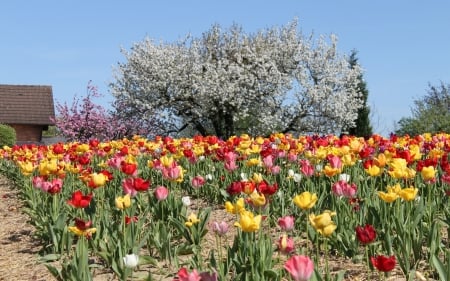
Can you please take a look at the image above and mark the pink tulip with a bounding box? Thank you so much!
[331,180,357,198]
[162,165,182,181]
[154,186,169,201]
[211,221,229,236]
[32,176,45,189]
[199,271,218,281]
[278,215,295,232]
[278,234,295,254]
[173,267,201,281]
[122,178,138,197]
[284,255,314,281]
[224,151,237,162]
[263,155,274,168]
[224,160,238,171]
[269,165,281,174]
[327,154,342,169]
[191,176,206,188]
[300,160,314,177]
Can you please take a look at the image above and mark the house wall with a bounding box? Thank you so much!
[9,124,44,143]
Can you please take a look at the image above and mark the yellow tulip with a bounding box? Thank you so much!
[387,183,402,194]
[90,172,108,187]
[251,173,264,184]
[249,191,266,207]
[249,144,262,154]
[421,166,436,182]
[323,165,341,177]
[398,187,418,201]
[68,226,97,237]
[409,144,423,160]
[341,154,356,166]
[185,212,200,227]
[377,191,399,203]
[225,198,245,214]
[373,153,387,167]
[309,210,336,229]
[309,210,337,237]
[76,143,90,153]
[319,223,338,237]
[38,159,58,176]
[234,210,261,232]
[245,158,261,167]
[365,165,382,177]
[115,194,131,210]
[18,161,34,176]
[293,192,318,210]
[160,155,174,167]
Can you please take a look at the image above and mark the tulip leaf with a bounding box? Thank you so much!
[334,270,346,281]
[263,269,278,279]
[431,255,448,281]
[40,253,61,262]
[138,255,158,266]
[44,264,63,280]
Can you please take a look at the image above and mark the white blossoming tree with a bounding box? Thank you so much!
[110,20,362,138]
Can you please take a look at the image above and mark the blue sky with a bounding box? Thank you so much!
[1,1,449,136]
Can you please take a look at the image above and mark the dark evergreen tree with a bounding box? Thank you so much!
[346,50,373,137]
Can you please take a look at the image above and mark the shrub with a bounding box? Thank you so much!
[0,124,16,147]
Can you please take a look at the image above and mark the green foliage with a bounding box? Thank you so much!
[42,126,58,137]
[396,82,450,136]
[0,124,16,147]
[346,50,373,137]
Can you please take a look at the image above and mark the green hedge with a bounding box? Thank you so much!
[0,124,16,147]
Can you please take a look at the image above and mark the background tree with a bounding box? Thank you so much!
[111,20,362,139]
[396,82,450,136]
[345,50,373,137]
[53,82,162,142]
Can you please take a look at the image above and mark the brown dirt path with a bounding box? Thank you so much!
[0,176,54,281]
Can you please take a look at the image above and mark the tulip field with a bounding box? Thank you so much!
[1,133,450,280]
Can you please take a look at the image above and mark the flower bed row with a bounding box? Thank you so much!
[1,133,450,280]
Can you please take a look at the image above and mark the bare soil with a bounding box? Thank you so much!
[0,176,53,281]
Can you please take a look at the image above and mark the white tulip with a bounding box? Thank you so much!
[123,253,139,268]
[182,196,191,206]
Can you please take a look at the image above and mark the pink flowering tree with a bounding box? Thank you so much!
[52,81,161,142]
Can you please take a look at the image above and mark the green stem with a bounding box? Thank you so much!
[306,210,310,256]
[366,246,371,281]
[325,238,329,281]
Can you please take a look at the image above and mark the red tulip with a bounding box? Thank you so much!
[125,215,138,225]
[67,190,93,208]
[122,177,150,197]
[355,224,377,244]
[121,161,137,176]
[226,181,243,196]
[257,180,278,196]
[74,218,93,231]
[370,255,396,272]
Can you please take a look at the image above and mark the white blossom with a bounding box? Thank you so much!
[111,19,362,137]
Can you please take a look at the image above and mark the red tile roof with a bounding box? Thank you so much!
[0,84,55,125]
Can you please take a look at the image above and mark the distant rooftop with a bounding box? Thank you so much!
[0,84,55,125]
